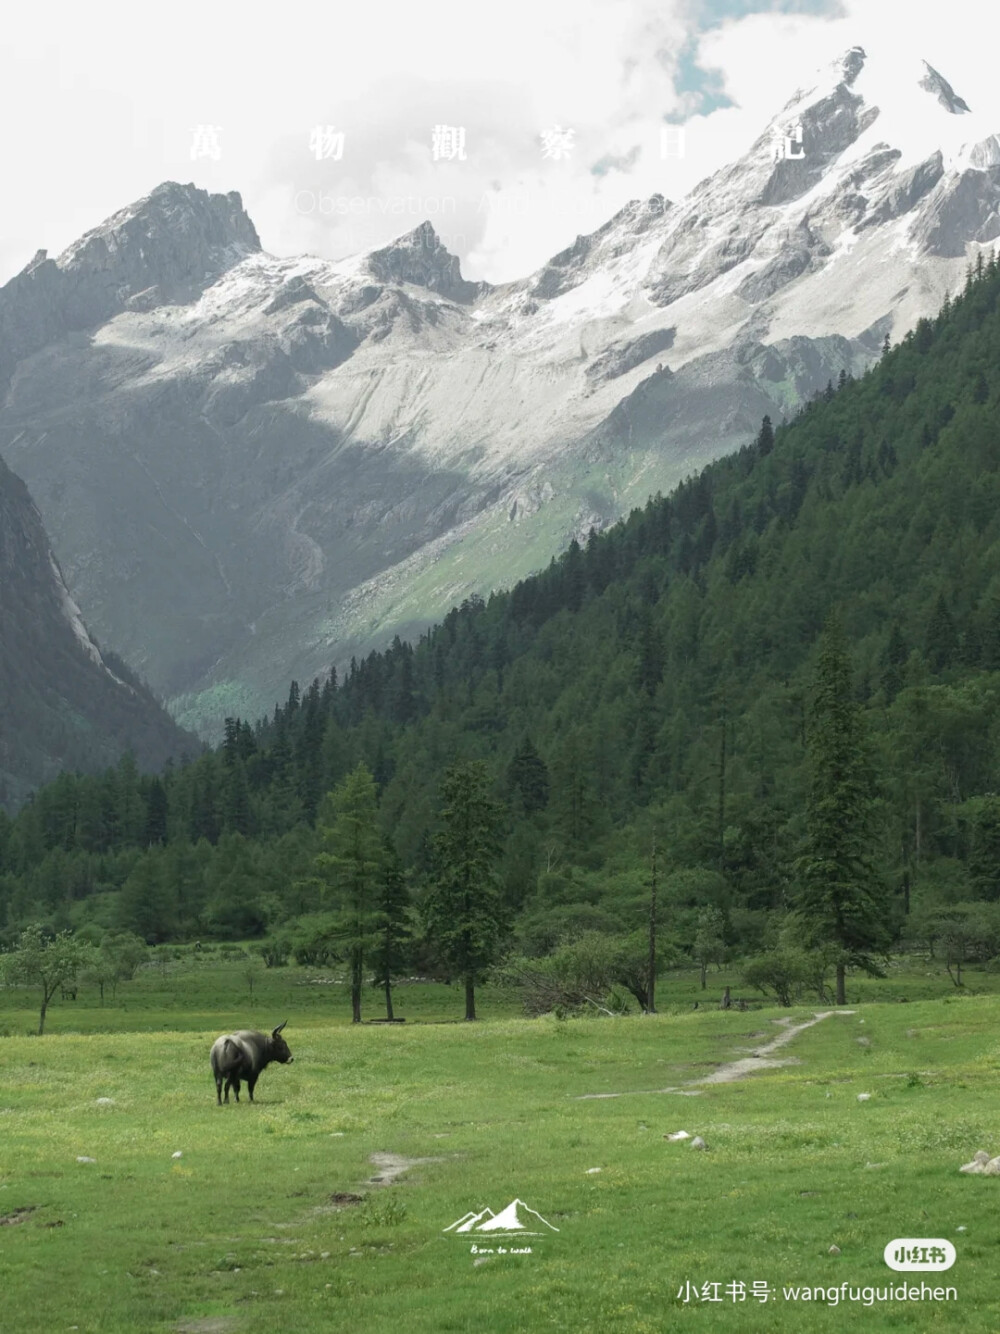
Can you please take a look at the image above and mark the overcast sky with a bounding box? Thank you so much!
[1,0,997,286]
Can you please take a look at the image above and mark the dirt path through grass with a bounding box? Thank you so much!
[691,1009,855,1085]
[575,1009,855,1099]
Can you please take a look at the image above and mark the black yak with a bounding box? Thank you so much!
[210,1021,292,1104]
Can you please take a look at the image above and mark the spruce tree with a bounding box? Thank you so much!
[314,765,382,1023]
[222,760,252,837]
[425,761,507,1020]
[370,842,412,1020]
[635,611,664,695]
[880,623,907,703]
[755,414,774,457]
[144,778,168,847]
[925,593,959,672]
[794,614,889,1003]
[563,538,585,612]
[505,736,550,813]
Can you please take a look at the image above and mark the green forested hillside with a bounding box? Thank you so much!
[4,254,1000,979]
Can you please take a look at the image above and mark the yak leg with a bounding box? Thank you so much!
[247,1074,258,1102]
[215,1075,224,1105]
[230,1076,241,1103]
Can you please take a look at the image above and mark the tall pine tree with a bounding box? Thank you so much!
[794,614,890,1004]
[370,841,412,1020]
[425,761,507,1020]
[314,765,382,1023]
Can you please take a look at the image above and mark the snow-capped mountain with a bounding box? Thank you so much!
[0,455,194,805]
[2,44,998,734]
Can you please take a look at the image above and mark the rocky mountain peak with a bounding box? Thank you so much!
[365,221,487,303]
[3,41,999,745]
[0,182,261,391]
[836,44,867,87]
[56,180,261,288]
[919,61,972,114]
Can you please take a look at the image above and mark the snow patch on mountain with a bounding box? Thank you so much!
[4,45,1000,731]
[49,552,130,689]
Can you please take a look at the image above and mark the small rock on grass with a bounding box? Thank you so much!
[585,1167,602,1174]
[856,1093,872,1102]
[960,1150,992,1174]
[690,1136,708,1151]
[76,1157,96,1164]
[828,1245,841,1255]
[95,1098,115,1107]
[172,1151,183,1159]
[665,1131,691,1141]
[983,1157,1000,1176]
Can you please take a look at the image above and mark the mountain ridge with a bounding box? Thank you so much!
[2,44,999,735]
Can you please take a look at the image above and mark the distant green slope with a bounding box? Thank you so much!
[3,255,1000,951]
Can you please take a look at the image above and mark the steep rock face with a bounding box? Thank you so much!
[584,327,677,384]
[366,222,486,303]
[0,454,194,806]
[2,47,1000,735]
[919,61,971,114]
[912,165,1000,255]
[0,182,260,391]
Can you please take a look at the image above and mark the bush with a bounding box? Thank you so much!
[497,931,675,1016]
[742,948,815,1006]
[255,936,292,968]
[217,944,247,958]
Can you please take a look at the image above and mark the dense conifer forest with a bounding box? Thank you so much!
[4,254,1000,1003]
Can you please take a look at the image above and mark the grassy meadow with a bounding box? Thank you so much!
[1,958,999,1333]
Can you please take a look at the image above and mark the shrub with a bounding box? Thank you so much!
[497,931,675,1016]
[742,948,815,1006]
[255,936,292,968]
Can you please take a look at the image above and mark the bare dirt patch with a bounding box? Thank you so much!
[0,1207,36,1226]
[367,1153,445,1185]
[329,1192,365,1206]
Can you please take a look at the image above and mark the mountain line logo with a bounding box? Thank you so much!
[443,1199,560,1236]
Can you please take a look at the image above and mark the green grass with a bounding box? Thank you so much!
[3,949,995,1038]
[2,962,999,1332]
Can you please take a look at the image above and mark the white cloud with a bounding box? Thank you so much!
[0,0,997,286]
